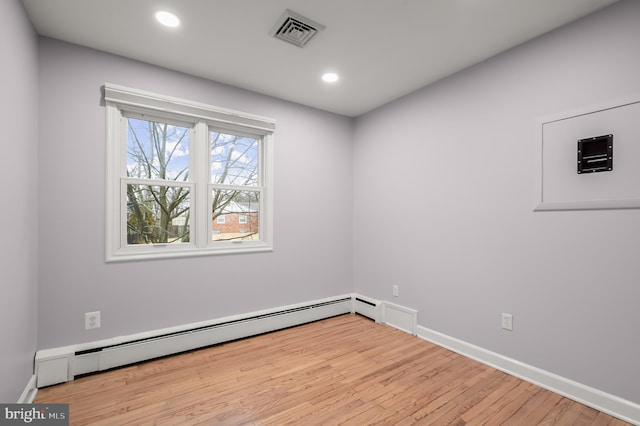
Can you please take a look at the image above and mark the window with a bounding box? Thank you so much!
[105,84,275,261]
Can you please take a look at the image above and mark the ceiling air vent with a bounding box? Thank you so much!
[271,9,326,48]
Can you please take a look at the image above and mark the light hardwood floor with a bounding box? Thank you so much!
[35,314,631,425]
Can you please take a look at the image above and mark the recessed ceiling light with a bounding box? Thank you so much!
[155,11,180,28]
[322,72,339,83]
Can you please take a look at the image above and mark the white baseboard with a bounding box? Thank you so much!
[18,375,38,403]
[417,325,640,425]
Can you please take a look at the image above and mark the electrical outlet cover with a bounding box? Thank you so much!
[85,311,101,330]
[501,313,513,331]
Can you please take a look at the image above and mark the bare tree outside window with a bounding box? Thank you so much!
[125,120,262,245]
[126,118,190,244]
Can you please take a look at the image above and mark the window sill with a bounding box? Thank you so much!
[106,242,273,262]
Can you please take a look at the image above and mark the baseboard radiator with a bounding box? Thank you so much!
[36,294,376,388]
[353,295,382,322]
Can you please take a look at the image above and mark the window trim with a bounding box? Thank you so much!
[105,83,275,262]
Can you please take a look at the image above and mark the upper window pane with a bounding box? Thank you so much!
[127,118,190,181]
[210,131,259,186]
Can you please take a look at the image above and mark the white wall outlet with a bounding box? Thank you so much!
[501,313,513,331]
[392,285,399,297]
[85,311,101,330]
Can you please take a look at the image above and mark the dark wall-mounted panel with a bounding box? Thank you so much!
[577,134,612,174]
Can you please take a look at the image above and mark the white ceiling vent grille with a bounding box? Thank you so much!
[271,9,326,48]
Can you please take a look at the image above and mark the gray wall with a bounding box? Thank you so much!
[37,38,353,349]
[353,0,640,403]
[0,0,39,402]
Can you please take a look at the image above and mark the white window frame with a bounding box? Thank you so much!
[104,83,275,262]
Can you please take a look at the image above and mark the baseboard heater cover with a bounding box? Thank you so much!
[353,296,382,322]
[382,301,418,335]
[36,296,353,387]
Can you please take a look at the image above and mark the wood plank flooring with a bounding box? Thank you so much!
[35,314,631,425]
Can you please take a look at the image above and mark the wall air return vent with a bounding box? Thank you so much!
[271,9,326,48]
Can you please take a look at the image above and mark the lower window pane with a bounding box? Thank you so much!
[212,190,259,241]
[127,184,190,244]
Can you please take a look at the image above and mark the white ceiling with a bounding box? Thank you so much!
[22,0,619,117]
